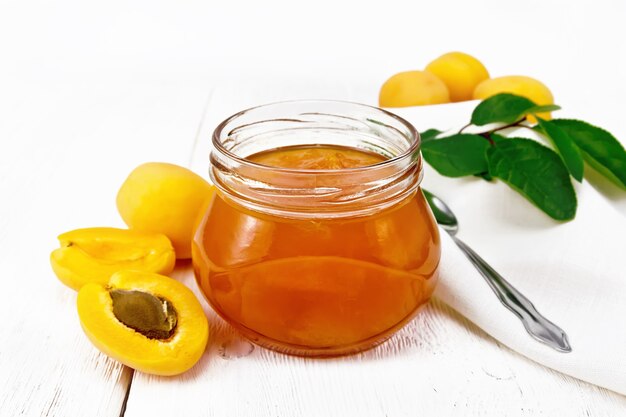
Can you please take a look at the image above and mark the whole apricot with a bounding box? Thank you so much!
[50,227,175,291]
[425,52,490,102]
[77,270,209,376]
[116,163,215,259]
[473,75,554,121]
[379,70,450,107]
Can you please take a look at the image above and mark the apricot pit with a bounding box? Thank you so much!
[110,289,177,340]
[78,270,209,376]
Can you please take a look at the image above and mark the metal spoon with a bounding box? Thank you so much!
[423,189,572,353]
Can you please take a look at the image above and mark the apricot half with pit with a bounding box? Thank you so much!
[50,227,176,291]
[77,270,209,376]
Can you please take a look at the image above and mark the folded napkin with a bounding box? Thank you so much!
[391,103,626,396]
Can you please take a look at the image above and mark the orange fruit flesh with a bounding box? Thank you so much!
[77,271,209,376]
[193,145,440,353]
[50,228,176,291]
[247,145,386,169]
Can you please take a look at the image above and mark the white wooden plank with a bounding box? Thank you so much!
[0,1,624,415]
[0,74,211,416]
[123,83,626,417]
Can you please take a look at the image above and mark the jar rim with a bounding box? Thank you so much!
[212,99,420,174]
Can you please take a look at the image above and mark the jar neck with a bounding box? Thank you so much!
[210,100,422,219]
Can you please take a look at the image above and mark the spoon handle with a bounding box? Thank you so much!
[449,233,572,353]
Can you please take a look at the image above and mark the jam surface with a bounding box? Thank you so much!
[193,145,440,355]
[247,145,387,169]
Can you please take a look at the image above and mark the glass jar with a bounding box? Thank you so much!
[192,100,440,356]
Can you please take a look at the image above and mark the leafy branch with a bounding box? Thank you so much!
[421,93,626,220]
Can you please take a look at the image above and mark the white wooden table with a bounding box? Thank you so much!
[2,1,626,415]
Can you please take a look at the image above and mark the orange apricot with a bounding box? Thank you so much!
[425,52,490,102]
[116,163,215,259]
[379,70,450,107]
[473,75,554,121]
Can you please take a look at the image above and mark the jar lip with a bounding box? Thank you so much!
[212,99,420,174]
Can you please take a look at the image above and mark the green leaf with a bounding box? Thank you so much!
[526,104,561,115]
[471,95,561,127]
[550,119,626,188]
[421,134,490,177]
[475,172,493,181]
[420,129,442,142]
[536,118,584,182]
[471,93,538,126]
[487,138,577,220]
[490,133,509,144]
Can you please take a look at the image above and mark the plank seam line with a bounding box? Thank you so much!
[187,87,215,169]
[118,369,135,417]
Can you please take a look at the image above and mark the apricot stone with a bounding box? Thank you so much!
[116,163,215,259]
[77,270,209,376]
[110,289,177,340]
[379,70,450,107]
[473,75,554,122]
[50,227,175,291]
[425,52,490,102]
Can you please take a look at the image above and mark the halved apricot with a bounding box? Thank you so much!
[77,270,209,376]
[50,227,176,291]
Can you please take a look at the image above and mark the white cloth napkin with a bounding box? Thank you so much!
[390,102,626,396]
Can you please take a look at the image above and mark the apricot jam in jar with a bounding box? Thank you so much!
[192,101,440,356]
